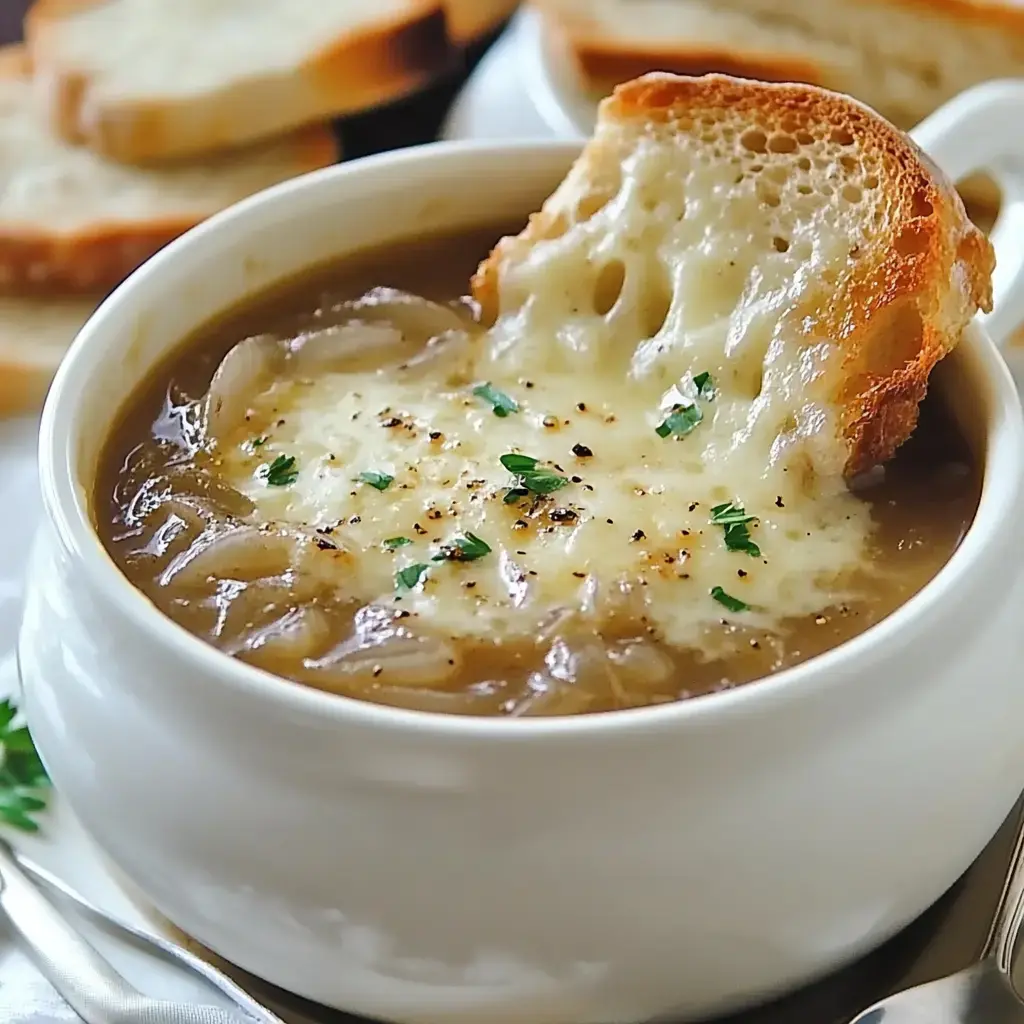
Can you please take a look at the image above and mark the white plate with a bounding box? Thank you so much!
[442,9,583,143]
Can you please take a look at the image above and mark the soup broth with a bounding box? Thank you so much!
[95,224,981,717]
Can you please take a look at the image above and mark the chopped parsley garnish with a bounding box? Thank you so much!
[500,453,539,473]
[710,502,761,557]
[359,470,394,491]
[655,370,716,438]
[503,487,530,505]
[433,532,492,562]
[655,403,703,438]
[473,383,518,418]
[396,563,430,590]
[383,536,412,551]
[263,454,298,487]
[499,453,569,500]
[0,699,50,833]
[693,371,716,399]
[249,436,268,449]
[711,586,750,613]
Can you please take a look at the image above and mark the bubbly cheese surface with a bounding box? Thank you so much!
[218,135,881,650]
[221,351,872,651]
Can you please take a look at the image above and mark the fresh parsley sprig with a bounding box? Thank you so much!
[499,453,569,503]
[358,470,394,491]
[693,372,716,399]
[262,454,299,487]
[711,587,750,613]
[655,370,716,439]
[710,502,761,557]
[655,403,702,438]
[432,533,491,562]
[396,563,430,590]
[0,699,50,833]
[473,383,518,418]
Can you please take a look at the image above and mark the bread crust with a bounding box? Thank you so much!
[538,4,827,93]
[474,72,994,477]
[0,44,339,294]
[25,0,453,162]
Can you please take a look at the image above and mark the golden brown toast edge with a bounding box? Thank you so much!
[473,72,995,477]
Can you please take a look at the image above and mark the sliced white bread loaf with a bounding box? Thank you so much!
[26,0,451,163]
[533,0,1024,132]
[0,293,97,417]
[0,44,338,294]
[473,72,993,477]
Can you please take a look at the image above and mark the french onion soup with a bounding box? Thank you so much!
[94,74,993,717]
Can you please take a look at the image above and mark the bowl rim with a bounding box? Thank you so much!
[36,138,1024,742]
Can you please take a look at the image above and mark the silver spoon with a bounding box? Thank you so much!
[0,836,285,1024]
[848,817,1024,1024]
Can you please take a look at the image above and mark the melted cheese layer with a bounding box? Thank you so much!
[221,347,872,650]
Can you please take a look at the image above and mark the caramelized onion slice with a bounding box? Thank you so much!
[204,334,283,442]
[304,632,461,690]
[164,468,255,518]
[511,673,596,717]
[160,525,302,588]
[607,641,675,687]
[241,606,333,664]
[287,321,408,374]
[345,287,468,343]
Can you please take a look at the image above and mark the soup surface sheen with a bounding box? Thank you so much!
[96,225,979,717]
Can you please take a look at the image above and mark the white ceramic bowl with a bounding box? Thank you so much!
[17,83,1024,1024]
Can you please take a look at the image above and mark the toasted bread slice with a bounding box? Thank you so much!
[474,73,993,477]
[26,0,451,163]
[0,44,338,294]
[0,294,97,417]
[534,0,1024,132]
[444,0,519,45]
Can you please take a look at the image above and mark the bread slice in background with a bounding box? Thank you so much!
[0,44,338,294]
[0,293,97,417]
[533,0,1024,132]
[533,0,1019,224]
[444,0,519,45]
[474,72,993,477]
[26,0,451,163]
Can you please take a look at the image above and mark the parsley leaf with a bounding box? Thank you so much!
[499,453,569,501]
[711,586,751,613]
[655,403,703,438]
[383,536,412,551]
[433,532,492,562]
[499,453,538,473]
[710,502,761,557]
[0,699,50,833]
[359,470,394,491]
[693,371,716,399]
[396,563,430,590]
[473,383,519,418]
[249,436,268,449]
[262,454,298,487]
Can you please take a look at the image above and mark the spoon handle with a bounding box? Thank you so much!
[983,802,1024,972]
[0,837,138,1024]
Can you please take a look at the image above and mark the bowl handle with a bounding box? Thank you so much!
[911,80,1024,350]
